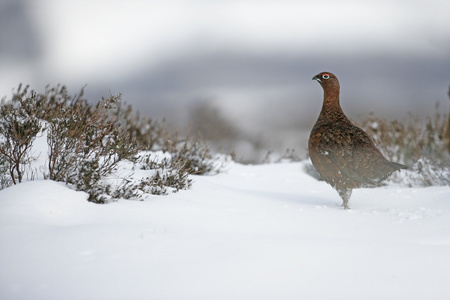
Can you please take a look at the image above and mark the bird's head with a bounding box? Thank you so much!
[312,72,339,89]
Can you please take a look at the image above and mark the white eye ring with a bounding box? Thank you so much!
[322,74,330,79]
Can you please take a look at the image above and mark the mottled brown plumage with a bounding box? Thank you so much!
[309,72,407,209]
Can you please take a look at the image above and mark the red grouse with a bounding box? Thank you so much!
[309,72,407,209]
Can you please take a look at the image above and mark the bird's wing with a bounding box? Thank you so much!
[317,123,390,185]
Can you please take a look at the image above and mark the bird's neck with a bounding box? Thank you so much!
[318,87,350,123]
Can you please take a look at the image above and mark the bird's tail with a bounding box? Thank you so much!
[390,161,408,171]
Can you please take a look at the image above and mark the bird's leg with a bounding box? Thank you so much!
[338,189,352,210]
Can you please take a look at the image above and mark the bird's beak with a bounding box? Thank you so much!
[312,74,321,82]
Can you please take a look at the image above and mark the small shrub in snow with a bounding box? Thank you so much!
[166,137,225,175]
[263,148,302,164]
[138,154,192,195]
[75,159,107,203]
[1,84,223,202]
[113,101,169,151]
[0,85,140,202]
[357,106,450,186]
[98,154,192,201]
[0,85,43,185]
[401,158,450,187]
[42,87,138,185]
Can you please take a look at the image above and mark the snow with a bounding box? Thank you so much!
[1,161,450,300]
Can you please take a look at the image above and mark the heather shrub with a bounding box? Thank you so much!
[0,84,222,202]
[263,148,303,164]
[113,100,168,151]
[43,87,138,184]
[114,100,226,175]
[162,135,226,175]
[356,104,450,186]
[0,85,43,186]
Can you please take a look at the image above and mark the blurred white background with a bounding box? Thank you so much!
[1,0,449,159]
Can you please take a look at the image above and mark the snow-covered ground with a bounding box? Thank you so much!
[1,161,449,300]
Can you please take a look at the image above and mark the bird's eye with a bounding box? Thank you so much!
[322,74,330,79]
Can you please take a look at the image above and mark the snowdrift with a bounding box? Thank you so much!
[1,162,450,300]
